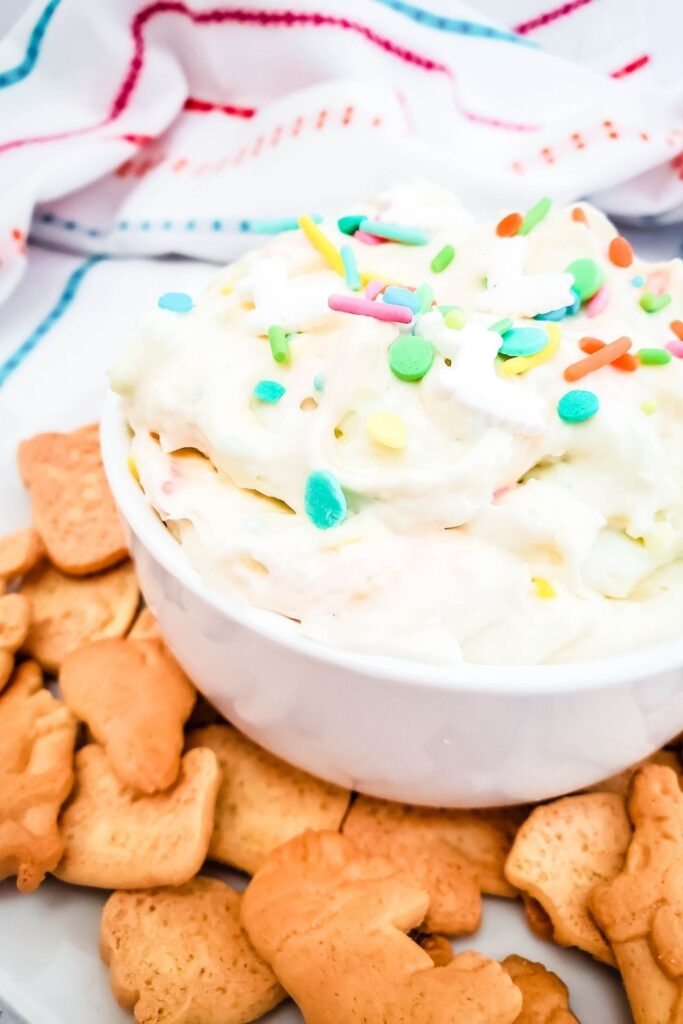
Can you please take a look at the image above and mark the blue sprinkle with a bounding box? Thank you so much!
[340,244,361,291]
[313,374,326,392]
[211,219,223,231]
[158,291,193,313]
[248,215,323,234]
[499,327,547,357]
[565,289,582,316]
[254,379,286,403]
[535,307,566,322]
[631,274,645,287]
[383,286,421,314]
[304,471,347,529]
[185,220,197,230]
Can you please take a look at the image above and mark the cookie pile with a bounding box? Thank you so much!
[1,423,681,1024]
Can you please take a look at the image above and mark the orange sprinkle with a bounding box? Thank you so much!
[496,212,523,237]
[571,207,588,225]
[579,336,637,372]
[608,235,633,268]
[565,336,633,382]
[671,320,683,341]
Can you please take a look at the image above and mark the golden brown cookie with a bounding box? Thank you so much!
[522,896,554,942]
[0,592,31,654]
[18,423,127,575]
[185,725,351,875]
[502,956,579,1024]
[0,527,44,580]
[0,651,13,693]
[505,793,631,964]
[241,830,523,1024]
[414,932,454,968]
[55,744,220,889]
[592,766,683,1024]
[128,606,162,641]
[100,877,284,1024]
[60,638,195,793]
[0,661,77,892]
[21,560,139,672]
[585,750,681,797]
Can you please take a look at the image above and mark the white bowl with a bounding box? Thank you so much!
[101,393,683,807]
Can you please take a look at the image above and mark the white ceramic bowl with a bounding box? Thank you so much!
[101,392,683,807]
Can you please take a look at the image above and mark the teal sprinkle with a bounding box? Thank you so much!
[416,283,434,314]
[558,390,599,423]
[249,215,322,234]
[254,380,286,403]
[384,286,421,314]
[631,274,645,287]
[358,219,429,246]
[158,291,193,313]
[341,245,361,290]
[313,374,326,392]
[489,317,513,335]
[304,471,348,529]
[498,326,547,357]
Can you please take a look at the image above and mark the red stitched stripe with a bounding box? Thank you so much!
[513,0,594,35]
[610,54,650,78]
[183,97,256,117]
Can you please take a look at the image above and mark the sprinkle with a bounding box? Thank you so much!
[366,411,407,449]
[565,258,605,302]
[566,289,582,315]
[304,470,347,529]
[444,307,466,329]
[558,389,599,423]
[338,214,365,235]
[631,274,645,287]
[416,283,434,314]
[340,244,361,290]
[496,212,523,237]
[666,339,683,359]
[489,317,513,335]
[249,215,323,234]
[564,335,632,381]
[298,215,344,275]
[532,576,556,599]
[430,244,455,272]
[670,319,683,340]
[640,399,657,415]
[518,197,551,236]
[640,291,672,313]
[388,335,434,381]
[365,280,384,300]
[645,269,669,295]
[586,285,609,318]
[158,291,193,313]
[313,373,326,391]
[328,294,412,324]
[384,286,421,314]
[500,323,560,376]
[579,336,637,372]
[638,347,672,365]
[499,327,547,357]
[571,207,588,225]
[267,324,290,364]
[608,236,633,268]
[358,219,429,246]
[254,379,286,403]
[355,230,385,246]
[220,283,235,295]
[535,306,566,322]
[127,454,140,483]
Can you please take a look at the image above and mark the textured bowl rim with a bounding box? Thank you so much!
[101,391,683,696]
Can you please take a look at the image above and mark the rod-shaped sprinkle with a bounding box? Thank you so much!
[358,219,429,246]
[267,325,290,363]
[430,244,455,272]
[298,215,344,275]
[564,335,632,381]
[340,245,361,291]
[579,336,637,372]
[328,294,413,323]
[383,286,420,314]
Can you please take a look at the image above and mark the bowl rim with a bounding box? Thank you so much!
[101,391,683,696]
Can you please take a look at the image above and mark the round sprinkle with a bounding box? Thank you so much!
[499,327,547,357]
[670,319,683,341]
[366,411,407,450]
[489,317,513,335]
[608,236,633,268]
[337,214,364,236]
[566,289,582,316]
[304,471,347,530]
[430,244,455,273]
[565,258,606,301]
[313,373,326,391]
[518,197,551,236]
[558,389,599,423]
[388,335,434,382]
[267,324,290,364]
[496,212,523,237]
[571,207,588,225]
[638,347,672,365]
[631,274,645,287]
[532,576,556,599]
[640,399,657,415]
[640,291,672,314]
[666,340,683,360]
[535,306,566,322]
[158,291,193,313]
[444,307,466,329]
[586,285,609,318]
[254,380,286,403]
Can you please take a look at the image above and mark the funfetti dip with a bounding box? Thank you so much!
[112,183,683,667]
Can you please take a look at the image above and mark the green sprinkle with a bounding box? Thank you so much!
[489,317,513,335]
[304,470,347,529]
[640,399,657,415]
[313,373,325,392]
[565,258,605,302]
[498,327,547,357]
[638,347,672,365]
[388,335,434,381]
[416,283,434,314]
[639,291,672,314]
[337,214,365,236]
[254,380,286,403]
[430,244,455,273]
[340,245,361,290]
[267,325,290,364]
[444,307,466,329]
[557,389,599,423]
[518,197,551,236]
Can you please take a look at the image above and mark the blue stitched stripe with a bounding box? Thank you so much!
[33,211,324,236]
[0,254,105,389]
[0,0,64,88]
[372,0,533,46]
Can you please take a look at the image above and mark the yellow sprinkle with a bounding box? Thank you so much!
[220,283,235,295]
[500,323,561,377]
[640,399,657,415]
[366,411,407,450]
[298,215,344,276]
[127,453,140,484]
[360,270,402,287]
[532,576,556,599]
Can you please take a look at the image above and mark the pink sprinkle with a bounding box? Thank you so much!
[646,269,669,295]
[355,230,386,246]
[666,339,683,359]
[328,294,412,323]
[365,280,384,300]
[586,285,609,318]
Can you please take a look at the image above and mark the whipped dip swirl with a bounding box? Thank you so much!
[112,183,683,666]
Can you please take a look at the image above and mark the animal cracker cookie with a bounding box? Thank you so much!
[585,750,681,797]
[18,423,127,575]
[55,744,220,889]
[128,606,162,641]
[592,765,683,1024]
[21,560,139,672]
[241,829,523,1024]
[185,724,351,875]
[414,932,454,967]
[0,527,44,581]
[61,637,195,793]
[505,792,631,964]
[0,661,77,892]
[501,957,579,1024]
[0,592,31,692]
[100,877,284,1024]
